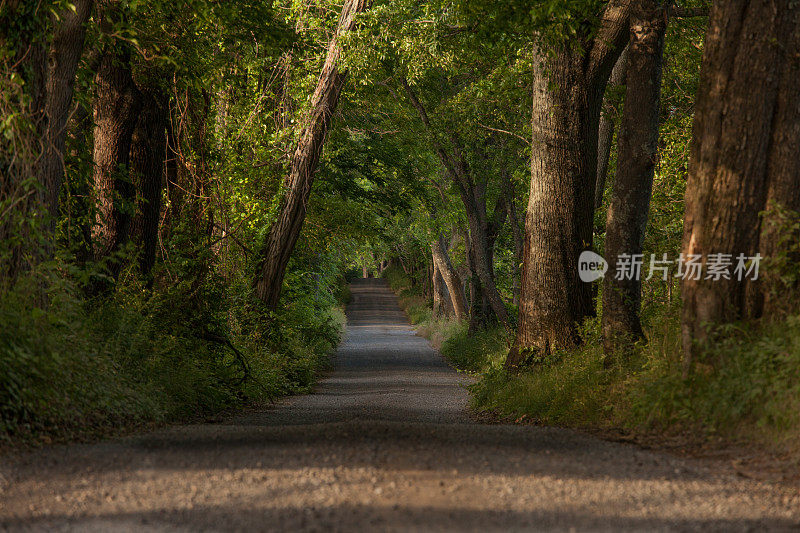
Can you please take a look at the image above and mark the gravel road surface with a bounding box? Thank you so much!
[2,279,799,532]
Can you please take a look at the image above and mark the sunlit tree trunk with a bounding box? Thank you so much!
[91,47,141,276]
[254,0,368,309]
[431,235,467,320]
[507,2,630,368]
[603,0,669,358]
[681,0,800,371]
[431,252,453,318]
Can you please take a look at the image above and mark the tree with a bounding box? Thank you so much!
[681,0,800,370]
[91,45,141,274]
[129,87,167,278]
[400,78,511,328]
[38,0,94,234]
[431,235,468,320]
[602,0,670,357]
[506,2,630,367]
[254,0,368,309]
[431,250,454,317]
[0,0,93,282]
[595,46,629,210]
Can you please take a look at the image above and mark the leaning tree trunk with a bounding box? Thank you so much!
[92,47,142,275]
[431,253,453,318]
[595,45,629,210]
[681,0,800,371]
[506,1,630,368]
[254,0,368,308]
[602,0,669,358]
[431,235,468,320]
[129,88,167,278]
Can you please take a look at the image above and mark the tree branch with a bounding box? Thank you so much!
[399,76,464,185]
[475,122,530,145]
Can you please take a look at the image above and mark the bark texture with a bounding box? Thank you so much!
[507,1,630,368]
[254,0,368,308]
[602,0,669,356]
[91,47,142,271]
[681,1,800,369]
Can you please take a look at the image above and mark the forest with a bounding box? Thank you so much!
[1,0,799,462]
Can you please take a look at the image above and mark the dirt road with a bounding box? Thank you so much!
[2,279,798,531]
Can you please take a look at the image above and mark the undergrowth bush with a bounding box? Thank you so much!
[0,255,346,446]
[471,304,800,451]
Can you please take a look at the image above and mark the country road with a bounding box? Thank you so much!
[2,279,799,532]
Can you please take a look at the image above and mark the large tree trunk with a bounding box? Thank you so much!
[39,0,94,231]
[431,235,468,320]
[681,0,800,371]
[0,0,92,283]
[254,0,368,308]
[129,88,167,278]
[91,47,142,274]
[506,2,630,368]
[595,46,629,210]
[602,0,669,357]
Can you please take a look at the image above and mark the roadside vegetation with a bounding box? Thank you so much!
[387,265,800,454]
[0,255,347,446]
[0,0,370,447]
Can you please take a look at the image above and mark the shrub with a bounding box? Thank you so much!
[0,256,346,446]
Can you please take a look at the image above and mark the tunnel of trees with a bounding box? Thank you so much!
[2,0,799,450]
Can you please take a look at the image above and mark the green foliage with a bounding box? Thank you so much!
[0,255,345,445]
[469,304,800,452]
[439,323,508,372]
[625,312,800,449]
[470,348,608,427]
